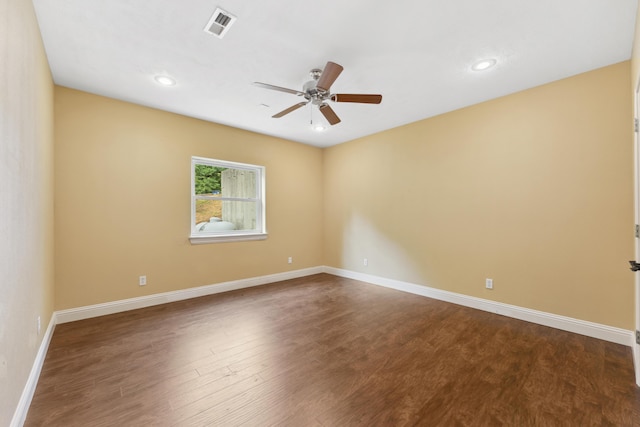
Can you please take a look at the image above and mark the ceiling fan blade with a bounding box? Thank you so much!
[316,61,344,93]
[319,104,341,125]
[253,82,305,97]
[331,94,382,104]
[272,102,308,118]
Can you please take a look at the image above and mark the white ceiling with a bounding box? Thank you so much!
[32,0,638,147]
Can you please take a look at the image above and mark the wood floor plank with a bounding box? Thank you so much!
[168,368,256,411]
[24,273,640,426]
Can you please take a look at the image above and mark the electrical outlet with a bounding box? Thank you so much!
[288,257,292,264]
[363,258,368,267]
[37,316,41,336]
[139,275,147,286]
[485,278,493,289]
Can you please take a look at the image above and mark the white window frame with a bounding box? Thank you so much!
[190,156,266,244]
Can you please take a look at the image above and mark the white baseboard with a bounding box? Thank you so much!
[56,266,324,324]
[10,312,56,427]
[323,266,635,347]
[56,265,635,345]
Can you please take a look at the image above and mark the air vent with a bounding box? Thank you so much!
[204,7,237,38]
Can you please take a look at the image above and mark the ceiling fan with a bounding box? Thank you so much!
[253,61,382,126]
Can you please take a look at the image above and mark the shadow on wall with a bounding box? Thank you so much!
[341,212,422,283]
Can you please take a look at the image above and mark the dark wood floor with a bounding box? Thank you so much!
[25,273,640,426]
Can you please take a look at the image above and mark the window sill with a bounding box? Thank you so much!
[189,233,268,245]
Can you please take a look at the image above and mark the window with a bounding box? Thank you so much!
[190,156,266,244]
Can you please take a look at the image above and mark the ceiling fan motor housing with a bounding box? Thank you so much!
[303,80,329,105]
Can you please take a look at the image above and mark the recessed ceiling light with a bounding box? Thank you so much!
[154,75,176,86]
[471,59,497,71]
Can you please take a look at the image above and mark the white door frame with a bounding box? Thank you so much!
[633,78,640,387]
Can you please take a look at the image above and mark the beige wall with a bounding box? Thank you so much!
[54,87,324,310]
[0,0,55,424]
[324,61,634,329]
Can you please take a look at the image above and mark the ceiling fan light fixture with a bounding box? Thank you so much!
[154,75,176,86]
[471,58,497,71]
[312,123,326,132]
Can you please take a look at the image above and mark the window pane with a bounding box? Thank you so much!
[194,200,258,232]
[221,169,256,198]
[195,198,222,224]
[194,164,225,196]
[221,200,257,230]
